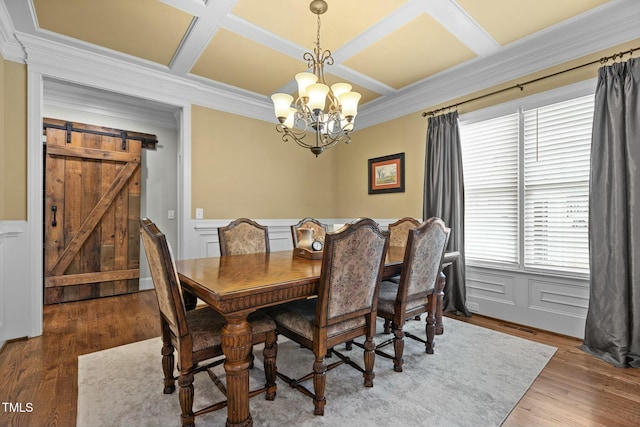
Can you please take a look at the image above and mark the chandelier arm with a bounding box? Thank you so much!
[280,129,317,150]
[319,50,333,66]
[277,124,307,140]
[302,51,316,69]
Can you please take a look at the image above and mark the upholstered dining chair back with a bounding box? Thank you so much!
[320,218,389,327]
[291,217,330,247]
[399,217,450,300]
[140,217,188,343]
[218,218,270,256]
[388,217,421,247]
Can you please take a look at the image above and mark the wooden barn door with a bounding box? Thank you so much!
[43,118,157,304]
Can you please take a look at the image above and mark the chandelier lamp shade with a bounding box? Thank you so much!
[271,0,361,156]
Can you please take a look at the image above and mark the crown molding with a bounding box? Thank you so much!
[356,0,640,129]
[17,31,274,123]
[0,1,25,62]
[43,79,181,130]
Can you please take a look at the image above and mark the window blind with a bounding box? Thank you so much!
[523,95,593,274]
[460,113,519,265]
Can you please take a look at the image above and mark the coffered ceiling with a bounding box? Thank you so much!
[2,0,639,127]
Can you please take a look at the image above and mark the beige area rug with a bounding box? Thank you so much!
[78,317,556,427]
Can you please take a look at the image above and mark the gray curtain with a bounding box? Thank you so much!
[424,111,470,316]
[580,57,640,368]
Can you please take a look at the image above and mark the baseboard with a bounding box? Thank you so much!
[139,277,154,291]
[0,336,28,356]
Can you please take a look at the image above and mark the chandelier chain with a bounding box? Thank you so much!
[316,13,321,52]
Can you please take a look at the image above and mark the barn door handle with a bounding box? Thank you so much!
[51,205,57,227]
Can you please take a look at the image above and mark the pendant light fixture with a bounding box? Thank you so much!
[271,0,361,156]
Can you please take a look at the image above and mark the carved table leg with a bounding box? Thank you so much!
[435,271,446,335]
[221,313,254,427]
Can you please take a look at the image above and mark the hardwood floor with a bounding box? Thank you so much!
[0,290,638,426]
[0,291,160,427]
[449,313,640,427]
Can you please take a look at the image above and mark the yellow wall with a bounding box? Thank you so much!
[191,105,338,219]
[0,56,27,220]
[334,115,426,219]
[335,39,640,219]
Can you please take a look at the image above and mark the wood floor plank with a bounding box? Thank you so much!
[0,291,638,426]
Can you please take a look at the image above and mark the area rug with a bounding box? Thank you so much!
[78,317,556,426]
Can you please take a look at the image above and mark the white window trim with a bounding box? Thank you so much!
[459,79,596,124]
[459,79,596,281]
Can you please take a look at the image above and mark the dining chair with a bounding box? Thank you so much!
[140,218,277,427]
[268,218,389,416]
[385,217,422,330]
[388,217,421,247]
[218,217,270,256]
[374,217,450,372]
[291,217,329,247]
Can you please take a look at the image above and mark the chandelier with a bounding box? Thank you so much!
[271,0,361,157]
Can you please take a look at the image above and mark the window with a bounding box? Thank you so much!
[459,114,519,266]
[460,94,594,275]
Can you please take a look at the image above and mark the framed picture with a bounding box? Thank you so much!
[368,152,405,194]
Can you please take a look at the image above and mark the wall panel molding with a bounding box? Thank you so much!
[466,265,589,337]
[466,270,515,305]
[528,278,590,317]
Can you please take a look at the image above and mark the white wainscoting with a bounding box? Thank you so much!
[193,220,294,258]
[185,218,400,259]
[466,265,589,338]
[0,221,31,343]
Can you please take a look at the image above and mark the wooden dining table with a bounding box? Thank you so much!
[176,247,458,426]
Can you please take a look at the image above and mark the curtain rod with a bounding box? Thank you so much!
[421,46,639,118]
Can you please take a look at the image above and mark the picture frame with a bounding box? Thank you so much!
[368,152,405,194]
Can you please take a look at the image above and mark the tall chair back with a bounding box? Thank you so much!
[291,217,329,247]
[399,217,450,302]
[320,219,388,329]
[218,218,270,256]
[140,218,189,348]
[388,217,421,247]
